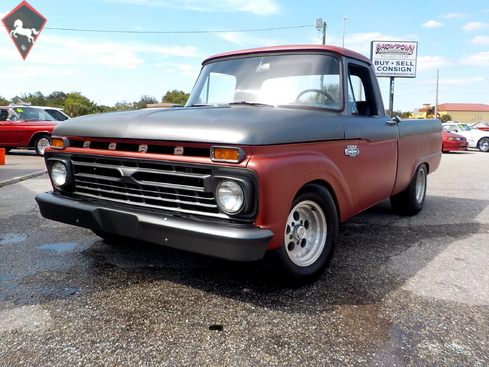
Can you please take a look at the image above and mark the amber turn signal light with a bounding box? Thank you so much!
[211,146,245,163]
[50,137,69,150]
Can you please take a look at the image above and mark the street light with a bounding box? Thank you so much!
[342,15,348,47]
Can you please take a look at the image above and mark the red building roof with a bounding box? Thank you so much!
[437,103,489,112]
[419,103,489,112]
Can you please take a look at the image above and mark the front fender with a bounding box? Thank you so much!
[247,144,355,249]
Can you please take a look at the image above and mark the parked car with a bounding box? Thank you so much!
[0,106,59,155]
[442,122,489,152]
[10,104,71,121]
[38,107,70,121]
[471,121,489,131]
[442,131,468,153]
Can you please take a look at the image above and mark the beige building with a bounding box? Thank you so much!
[416,103,489,123]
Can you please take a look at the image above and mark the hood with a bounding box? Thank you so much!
[53,106,345,145]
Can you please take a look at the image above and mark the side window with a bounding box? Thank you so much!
[348,63,376,117]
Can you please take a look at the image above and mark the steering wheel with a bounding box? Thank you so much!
[295,89,336,103]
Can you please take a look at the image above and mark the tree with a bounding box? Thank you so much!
[440,114,452,123]
[46,91,67,107]
[0,95,10,106]
[133,95,158,110]
[19,91,46,106]
[64,102,90,117]
[114,101,134,111]
[65,92,94,108]
[162,90,190,105]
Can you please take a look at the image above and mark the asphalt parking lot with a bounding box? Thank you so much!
[0,150,488,366]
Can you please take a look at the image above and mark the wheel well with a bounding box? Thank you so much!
[296,180,340,220]
[28,132,51,147]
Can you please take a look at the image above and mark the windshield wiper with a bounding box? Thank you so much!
[229,101,276,107]
[188,103,214,107]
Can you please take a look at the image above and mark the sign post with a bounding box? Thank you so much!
[370,41,418,116]
[1,1,47,60]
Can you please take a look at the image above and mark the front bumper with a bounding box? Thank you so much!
[35,192,273,261]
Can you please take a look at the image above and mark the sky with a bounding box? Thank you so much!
[1,0,488,113]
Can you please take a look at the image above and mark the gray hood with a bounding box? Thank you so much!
[53,106,345,145]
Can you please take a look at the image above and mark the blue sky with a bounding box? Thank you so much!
[1,0,488,112]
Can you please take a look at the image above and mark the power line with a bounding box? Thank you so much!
[1,24,313,34]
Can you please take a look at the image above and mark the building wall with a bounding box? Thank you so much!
[438,111,489,124]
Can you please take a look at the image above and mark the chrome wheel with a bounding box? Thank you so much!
[284,200,327,267]
[478,138,489,152]
[415,165,427,204]
[35,135,51,156]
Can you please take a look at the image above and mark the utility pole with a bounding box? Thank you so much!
[435,69,439,119]
[315,18,326,45]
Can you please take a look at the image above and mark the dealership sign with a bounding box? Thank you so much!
[370,41,418,78]
[1,1,47,60]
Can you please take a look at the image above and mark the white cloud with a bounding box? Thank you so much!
[159,63,200,79]
[416,56,452,72]
[216,32,280,47]
[462,22,489,32]
[0,65,75,80]
[460,52,489,67]
[104,0,279,15]
[439,13,467,19]
[422,20,443,29]
[342,33,418,57]
[440,76,484,85]
[470,36,489,45]
[7,35,199,69]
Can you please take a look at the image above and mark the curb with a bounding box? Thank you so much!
[0,170,47,187]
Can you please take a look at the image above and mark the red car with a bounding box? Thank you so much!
[0,106,58,155]
[442,131,468,153]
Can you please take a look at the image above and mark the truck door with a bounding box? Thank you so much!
[346,61,399,210]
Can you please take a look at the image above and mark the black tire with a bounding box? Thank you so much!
[477,137,489,152]
[390,163,427,216]
[34,134,51,156]
[263,183,338,287]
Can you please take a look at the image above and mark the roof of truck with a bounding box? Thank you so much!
[204,45,372,65]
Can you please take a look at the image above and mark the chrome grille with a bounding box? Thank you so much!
[70,155,222,217]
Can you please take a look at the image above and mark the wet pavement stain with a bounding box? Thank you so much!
[0,233,27,245]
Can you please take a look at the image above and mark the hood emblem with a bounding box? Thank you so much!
[345,145,359,157]
[174,146,184,155]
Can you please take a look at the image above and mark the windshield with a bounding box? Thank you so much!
[457,124,471,131]
[186,53,342,110]
[13,107,55,121]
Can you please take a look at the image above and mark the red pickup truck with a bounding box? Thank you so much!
[36,45,442,286]
[0,106,58,155]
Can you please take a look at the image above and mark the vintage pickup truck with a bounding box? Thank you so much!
[36,45,442,286]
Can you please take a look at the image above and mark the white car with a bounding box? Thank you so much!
[10,105,70,121]
[442,122,489,152]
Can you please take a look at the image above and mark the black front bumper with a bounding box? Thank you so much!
[35,192,273,262]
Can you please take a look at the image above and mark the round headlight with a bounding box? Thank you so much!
[216,180,244,214]
[51,161,67,186]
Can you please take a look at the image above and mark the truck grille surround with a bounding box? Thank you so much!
[63,154,249,220]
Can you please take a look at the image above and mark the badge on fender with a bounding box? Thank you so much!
[345,145,359,157]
